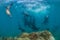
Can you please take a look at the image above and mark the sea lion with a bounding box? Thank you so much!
[6,2,13,17]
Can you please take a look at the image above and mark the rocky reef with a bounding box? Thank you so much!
[0,30,55,40]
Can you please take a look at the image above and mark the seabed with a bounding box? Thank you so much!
[0,30,55,40]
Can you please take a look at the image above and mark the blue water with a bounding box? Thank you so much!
[0,0,60,40]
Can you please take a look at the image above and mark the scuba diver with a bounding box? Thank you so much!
[42,15,50,31]
[43,15,49,25]
[30,16,39,31]
[23,11,39,31]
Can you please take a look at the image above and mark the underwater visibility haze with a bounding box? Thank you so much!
[0,0,60,40]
